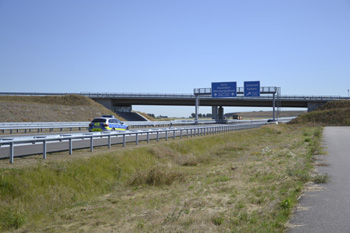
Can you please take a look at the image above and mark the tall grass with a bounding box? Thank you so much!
[0,148,157,231]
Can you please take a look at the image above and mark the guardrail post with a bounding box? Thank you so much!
[147,132,150,143]
[166,130,168,141]
[108,135,111,149]
[157,131,159,142]
[123,134,126,147]
[173,130,175,140]
[9,142,14,163]
[90,136,93,152]
[69,138,73,154]
[43,140,47,159]
[136,133,139,145]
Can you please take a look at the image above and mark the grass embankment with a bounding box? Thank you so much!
[0,95,125,122]
[239,111,305,119]
[0,124,323,232]
[290,100,350,125]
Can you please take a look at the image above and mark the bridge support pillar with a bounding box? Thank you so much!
[218,106,224,120]
[212,106,224,120]
[195,95,200,124]
[212,106,218,120]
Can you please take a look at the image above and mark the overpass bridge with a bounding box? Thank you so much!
[1,91,349,119]
[83,92,348,111]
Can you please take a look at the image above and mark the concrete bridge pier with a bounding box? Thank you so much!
[212,106,224,120]
[212,106,218,120]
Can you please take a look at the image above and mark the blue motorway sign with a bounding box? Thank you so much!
[244,81,260,97]
[211,82,237,98]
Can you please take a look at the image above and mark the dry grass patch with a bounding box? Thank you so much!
[1,124,323,232]
[0,95,125,122]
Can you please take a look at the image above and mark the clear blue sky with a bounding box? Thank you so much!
[1,1,350,117]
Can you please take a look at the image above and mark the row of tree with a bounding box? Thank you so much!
[147,113,212,119]
[190,113,212,118]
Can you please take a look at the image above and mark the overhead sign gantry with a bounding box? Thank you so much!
[194,82,279,123]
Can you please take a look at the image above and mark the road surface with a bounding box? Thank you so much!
[288,126,350,233]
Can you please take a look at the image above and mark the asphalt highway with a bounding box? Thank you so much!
[0,124,234,160]
[288,127,350,233]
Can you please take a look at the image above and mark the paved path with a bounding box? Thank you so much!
[288,126,350,233]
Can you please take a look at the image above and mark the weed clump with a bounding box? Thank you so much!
[313,173,329,184]
[129,166,185,186]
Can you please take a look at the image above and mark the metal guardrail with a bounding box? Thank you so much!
[0,122,89,134]
[0,122,272,163]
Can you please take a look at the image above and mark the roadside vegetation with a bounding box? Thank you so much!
[0,95,125,122]
[290,100,350,126]
[0,124,323,232]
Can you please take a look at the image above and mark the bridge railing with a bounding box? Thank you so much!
[81,92,195,99]
[1,92,349,101]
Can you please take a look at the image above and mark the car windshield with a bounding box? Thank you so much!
[91,119,106,123]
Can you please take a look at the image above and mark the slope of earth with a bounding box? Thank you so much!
[0,95,125,122]
[289,100,350,125]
